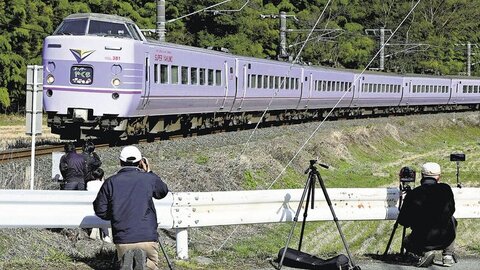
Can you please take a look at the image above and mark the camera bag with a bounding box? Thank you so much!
[276,247,350,270]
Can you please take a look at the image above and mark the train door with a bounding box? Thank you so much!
[220,61,230,110]
[233,62,248,110]
[449,79,459,104]
[141,52,151,109]
[299,72,313,109]
[400,80,411,106]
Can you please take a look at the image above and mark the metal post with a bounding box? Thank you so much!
[380,27,385,71]
[176,228,188,259]
[279,11,288,59]
[30,68,37,190]
[157,0,166,41]
[467,42,471,76]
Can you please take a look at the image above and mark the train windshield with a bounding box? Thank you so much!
[54,19,140,40]
[54,19,88,35]
[87,20,133,39]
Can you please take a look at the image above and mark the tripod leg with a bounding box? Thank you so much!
[298,178,314,251]
[383,221,399,256]
[277,173,314,270]
[158,231,174,270]
[315,171,359,269]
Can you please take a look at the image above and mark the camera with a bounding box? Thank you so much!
[450,153,465,162]
[399,166,416,183]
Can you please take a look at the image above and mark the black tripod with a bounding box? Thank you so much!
[277,160,360,270]
[158,227,175,270]
[383,184,411,256]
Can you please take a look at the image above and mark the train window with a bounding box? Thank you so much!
[191,67,198,85]
[88,20,132,39]
[468,85,473,93]
[412,85,416,93]
[215,70,221,86]
[199,68,206,85]
[285,77,290,89]
[275,76,280,89]
[160,65,168,84]
[230,67,234,74]
[154,64,159,83]
[348,83,352,92]
[126,23,141,40]
[421,85,425,93]
[295,78,299,90]
[181,66,188,85]
[263,75,268,89]
[463,85,467,93]
[54,19,88,35]
[207,69,214,86]
[269,76,274,89]
[474,86,479,93]
[340,82,344,92]
[171,66,179,84]
[361,83,366,92]
[251,74,256,88]
[199,68,205,85]
[257,75,263,89]
[247,75,251,88]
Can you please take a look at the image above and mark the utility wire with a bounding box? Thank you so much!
[267,0,422,189]
[215,0,334,253]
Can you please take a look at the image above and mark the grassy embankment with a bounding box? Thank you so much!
[0,113,479,269]
[205,116,480,269]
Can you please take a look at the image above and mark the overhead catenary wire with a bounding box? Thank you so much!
[215,0,334,253]
[267,0,422,189]
[216,0,423,253]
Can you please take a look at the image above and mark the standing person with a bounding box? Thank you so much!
[398,162,457,267]
[82,141,102,185]
[59,142,87,190]
[93,146,169,270]
[87,167,111,243]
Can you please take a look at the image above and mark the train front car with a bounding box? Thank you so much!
[43,13,144,139]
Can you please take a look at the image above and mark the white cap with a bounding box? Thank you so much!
[119,146,142,163]
[421,162,441,176]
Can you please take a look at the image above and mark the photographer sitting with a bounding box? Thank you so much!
[398,162,457,267]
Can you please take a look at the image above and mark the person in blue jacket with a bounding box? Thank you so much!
[93,146,169,270]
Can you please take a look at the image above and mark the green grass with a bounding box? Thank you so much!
[0,113,48,126]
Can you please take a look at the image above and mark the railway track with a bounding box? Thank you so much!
[0,133,190,164]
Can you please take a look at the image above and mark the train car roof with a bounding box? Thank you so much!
[64,13,135,24]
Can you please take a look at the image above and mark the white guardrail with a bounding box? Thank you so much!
[0,188,479,259]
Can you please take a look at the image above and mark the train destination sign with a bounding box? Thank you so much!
[70,66,93,85]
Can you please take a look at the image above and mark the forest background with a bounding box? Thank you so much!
[0,0,479,113]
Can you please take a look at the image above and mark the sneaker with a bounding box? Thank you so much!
[103,236,112,243]
[417,250,436,267]
[442,255,455,267]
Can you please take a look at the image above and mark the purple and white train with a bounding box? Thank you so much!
[43,13,480,140]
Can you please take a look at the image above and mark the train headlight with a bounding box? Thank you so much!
[46,74,55,84]
[112,78,121,87]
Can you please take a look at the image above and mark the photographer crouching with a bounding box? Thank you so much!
[397,162,457,267]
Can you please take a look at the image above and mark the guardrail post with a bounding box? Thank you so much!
[176,228,189,259]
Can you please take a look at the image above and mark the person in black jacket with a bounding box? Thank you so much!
[93,146,169,270]
[82,141,102,184]
[59,142,87,190]
[398,162,457,267]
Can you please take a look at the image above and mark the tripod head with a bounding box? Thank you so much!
[304,159,329,174]
[450,153,465,188]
